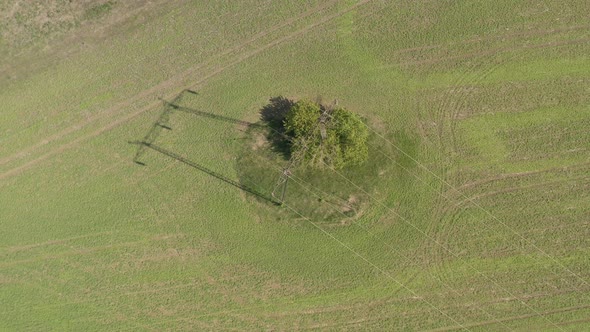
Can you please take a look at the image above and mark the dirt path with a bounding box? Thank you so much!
[400,37,590,67]
[0,0,372,181]
[0,0,341,168]
[392,23,590,57]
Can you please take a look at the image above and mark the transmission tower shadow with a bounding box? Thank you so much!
[132,91,189,165]
[131,141,279,205]
[131,90,282,205]
[164,103,267,129]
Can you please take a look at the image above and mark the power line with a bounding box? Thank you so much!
[132,90,576,330]
[362,122,590,289]
[257,111,567,330]
[270,105,330,204]
[369,144,590,293]
[271,167,514,331]
[384,45,590,288]
[306,153,567,331]
[278,200,472,331]
[137,100,475,328]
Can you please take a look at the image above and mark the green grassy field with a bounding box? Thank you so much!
[1,1,589,330]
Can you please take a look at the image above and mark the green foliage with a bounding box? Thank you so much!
[284,99,320,136]
[284,100,369,169]
[237,124,397,224]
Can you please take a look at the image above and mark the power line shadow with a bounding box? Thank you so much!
[131,90,280,205]
[161,101,266,129]
[131,141,280,205]
[169,101,294,160]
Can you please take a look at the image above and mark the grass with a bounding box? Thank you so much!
[82,2,115,21]
[1,0,589,330]
[234,115,402,224]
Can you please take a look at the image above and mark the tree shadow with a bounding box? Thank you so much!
[260,96,293,129]
[259,96,295,159]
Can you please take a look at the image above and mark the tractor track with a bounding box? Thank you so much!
[0,0,374,182]
[0,0,341,167]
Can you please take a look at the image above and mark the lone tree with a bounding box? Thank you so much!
[284,99,368,169]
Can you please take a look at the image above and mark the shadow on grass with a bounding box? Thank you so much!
[160,95,296,160]
[131,141,280,205]
[132,93,184,165]
[164,101,267,129]
[259,96,295,159]
[130,90,285,205]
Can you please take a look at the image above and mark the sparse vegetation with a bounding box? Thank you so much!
[83,1,115,21]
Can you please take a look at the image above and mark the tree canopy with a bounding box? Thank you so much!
[283,99,368,169]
